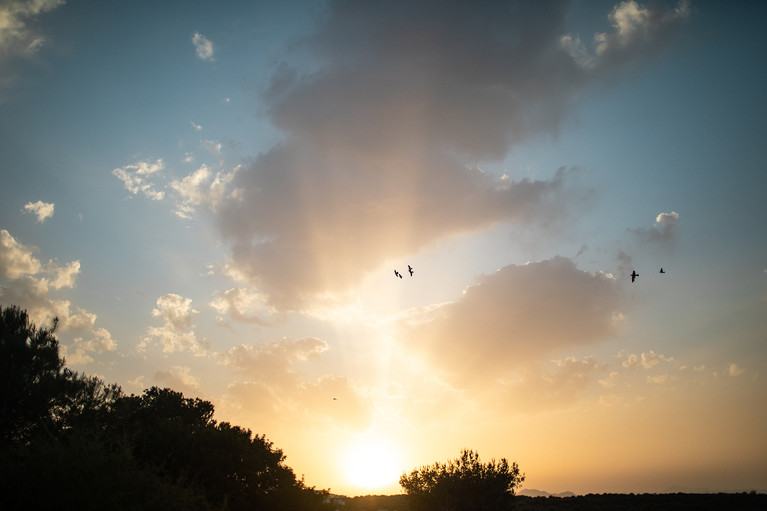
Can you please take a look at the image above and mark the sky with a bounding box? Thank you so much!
[1,0,766,497]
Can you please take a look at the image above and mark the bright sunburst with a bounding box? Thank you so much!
[343,435,402,491]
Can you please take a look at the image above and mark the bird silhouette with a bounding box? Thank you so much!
[394,270,402,279]
[631,270,639,283]
[659,268,666,274]
[408,265,414,276]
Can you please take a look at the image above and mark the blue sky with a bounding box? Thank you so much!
[1,0,766,496]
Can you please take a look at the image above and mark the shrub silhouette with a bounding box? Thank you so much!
[400,448,525,511]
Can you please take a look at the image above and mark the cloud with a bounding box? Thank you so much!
[0,229,80,290]
[61,328,117,366]
[562,0,690,70]
[23,200,54,222]
[0,0,64,55]
[192,32,214,61]
[112,159,165,200]
[155,365,200,397]
[727,363,745,377]
[140,293,207,353]
[209,286,272,325]
[0,229,42,278]
[169,164,238,219]
[219,338,371,430]
[629,211,680,243]
[213,1,686,311]
[0,229,113,349]
[402,256,624,386]
[224,337,328,386]
[622,350,673,369]
[0,0,66,100]
[498,356,604,412]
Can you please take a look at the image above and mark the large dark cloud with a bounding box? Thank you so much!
[402,256,624,387]
[217,0,689,311]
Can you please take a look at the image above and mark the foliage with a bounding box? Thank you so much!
[0,304,329,511]
[0,305,66,443]
[400,449,525,511]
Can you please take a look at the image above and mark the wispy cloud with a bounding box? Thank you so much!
[112,159,165,200]
[0,0,65,100]
[192,32,214,61]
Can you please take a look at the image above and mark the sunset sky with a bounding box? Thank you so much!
[1,0,765,496]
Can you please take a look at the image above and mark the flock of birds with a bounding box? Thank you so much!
[631,268,666,283]
[394,265,415,279]
[395,265,664,283]
[394,264,667,283]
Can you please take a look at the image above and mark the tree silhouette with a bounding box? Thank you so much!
[0,305,66,443]
[400,449,525,511]
[0,305,329,510]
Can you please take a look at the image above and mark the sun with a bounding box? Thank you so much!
[343,435,402,491]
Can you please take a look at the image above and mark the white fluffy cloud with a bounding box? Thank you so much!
[192,32,214,61]
[23,200,54,222]
[0,229,114,358]
[0,229,42,277]
[61,328,118,365]
[169,164,238,219]
[140,293,207,353]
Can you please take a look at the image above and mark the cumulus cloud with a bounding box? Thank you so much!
[213,0,687,312]
[0,229,113,350]
[23,200,54,222]
[192,32,214,61]
[0,229,42,278]
[140,293,207,353]
[402,256,624,386]
[169,164,238,219]
[61,328,117,365]
[622,350,673,369]
[209,286,271,325]
[629,211,680,243]
[112,159,165,200]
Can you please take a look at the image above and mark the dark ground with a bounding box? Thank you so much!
[342,492,767,510]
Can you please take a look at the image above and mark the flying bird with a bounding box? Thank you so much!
[394,270,402,279]
[659,268,666,274]
[408,265,414,276]
[631,270,639,283]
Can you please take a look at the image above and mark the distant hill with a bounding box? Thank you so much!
[519,489,575,498]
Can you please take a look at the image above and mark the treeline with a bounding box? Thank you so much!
[0,305,330,510]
